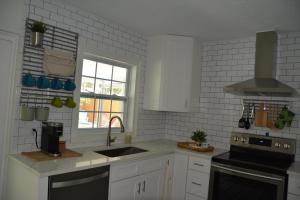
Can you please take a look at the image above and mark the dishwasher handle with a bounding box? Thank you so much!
[51,171,109,189]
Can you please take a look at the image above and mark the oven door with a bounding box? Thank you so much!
[208,163,286,200]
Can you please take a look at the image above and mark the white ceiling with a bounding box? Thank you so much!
[63,0,300,40]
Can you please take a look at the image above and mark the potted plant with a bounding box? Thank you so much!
[191,130,207,146]
[30,21,47,47]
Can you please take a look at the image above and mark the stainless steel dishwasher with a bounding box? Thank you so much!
[48,165,109,200]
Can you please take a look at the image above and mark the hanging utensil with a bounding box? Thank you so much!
[249,103,255,124]
[238,104,246,128]
[244,103,251,129]
[255,103,268,127]
[266,104,274,128]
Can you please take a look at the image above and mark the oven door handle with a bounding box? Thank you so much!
[212,164,284,182]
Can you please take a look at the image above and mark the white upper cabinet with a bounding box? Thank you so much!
[143,35,194,112]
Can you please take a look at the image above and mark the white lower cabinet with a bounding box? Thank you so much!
[171,153,189,200]
[110,175,140,200]
[288,194,300,200]
[139,170,163,200]
[171,154,211,200]
[186,170,210,198]
[110,170,163,200]
[288,174,300,200]
[186,193,206,200]
[109,154,174,200]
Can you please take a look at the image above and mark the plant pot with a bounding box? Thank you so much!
[20,105,35,121]
[30,32,44,47]
[195,142,209,147]
[35,107,49,121]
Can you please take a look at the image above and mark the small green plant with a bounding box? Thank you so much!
[31,22,47,33]
[191,130,207,143]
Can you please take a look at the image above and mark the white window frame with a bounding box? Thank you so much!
[70,40,140,145]
[79,56,131,130]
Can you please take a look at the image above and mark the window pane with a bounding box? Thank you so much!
[95,99,111,112]
[111,81,126,96]
[113,66,127,82]
[97,112,111,128]
[78,111,94,128]
[110,113,123,128]
[111,100,124,112]
[80,98,95,111]
[97,62,112,79]
[82,59,96,77]
[95,79,111,95]
[81,77,95,93]
[93,112,99,128]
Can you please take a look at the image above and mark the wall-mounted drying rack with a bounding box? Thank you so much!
[20,18,79,105]
[241,99,291,125]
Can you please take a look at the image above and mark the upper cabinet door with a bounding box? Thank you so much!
[143,35,194,112]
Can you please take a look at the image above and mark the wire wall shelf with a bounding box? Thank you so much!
[241,99,291,125]
[20,18,79,105]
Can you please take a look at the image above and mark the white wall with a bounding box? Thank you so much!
[165,33,300,161]
[0,0,24,35]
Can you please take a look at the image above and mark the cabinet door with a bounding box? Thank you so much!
[288,194,300,200]
[144,35,193,112]
[160,36,193,112]
[171,153,189,200]
[140,170,163,200]
[110,176,139,200]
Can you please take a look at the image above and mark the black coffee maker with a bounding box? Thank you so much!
[41,122,63,157]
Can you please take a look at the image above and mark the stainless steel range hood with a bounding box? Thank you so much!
[224,31,297,97]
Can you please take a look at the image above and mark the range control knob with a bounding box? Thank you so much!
[283,144,291,149]
[241,137,247,143]
[233,136,239,142]
[274,142,281,148]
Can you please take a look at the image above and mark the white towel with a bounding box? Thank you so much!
[43,48,76,76]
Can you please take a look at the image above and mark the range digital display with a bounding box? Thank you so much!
[249,137,272,147]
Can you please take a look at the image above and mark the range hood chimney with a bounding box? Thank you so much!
[224,31,297,97]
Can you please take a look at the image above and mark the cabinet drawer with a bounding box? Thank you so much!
[110,156,165,182]
[289,176,300,195]
[186,170,209,198]
[110,162,138,182]
[188,156,211,173]
[138,157,163,174]
[186,193,206,200]
[288,194,300,200]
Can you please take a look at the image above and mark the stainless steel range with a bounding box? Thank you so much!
[208,132,296,200]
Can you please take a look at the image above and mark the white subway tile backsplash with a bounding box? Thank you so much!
[165,33,300,161]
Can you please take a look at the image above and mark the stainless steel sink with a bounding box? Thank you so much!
[95,147,148,157]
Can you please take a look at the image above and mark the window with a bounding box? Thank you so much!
[78,58,129,129]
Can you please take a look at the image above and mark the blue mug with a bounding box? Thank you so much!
[50,78,63,90]
[22,73,36,87]
[64,79,76,91]
[37,76,50,89]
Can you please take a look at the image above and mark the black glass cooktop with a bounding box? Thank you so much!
[212,146,294,174]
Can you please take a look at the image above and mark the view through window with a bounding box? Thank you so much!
[79,58,129,129]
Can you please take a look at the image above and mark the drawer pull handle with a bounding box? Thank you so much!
[143,180,146,192]
[192,182,202,186]
[137,182,141,194]
[194,163,204,167]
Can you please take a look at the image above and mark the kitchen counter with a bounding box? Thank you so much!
[288,161,300,177]
[9,139,227,177]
